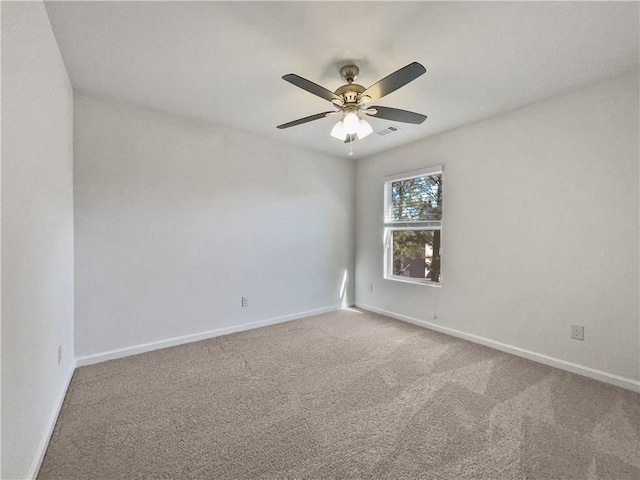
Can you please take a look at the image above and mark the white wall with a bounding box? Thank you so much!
[74,92,355,358]
[1,2,75,478]
[355,73,639,384]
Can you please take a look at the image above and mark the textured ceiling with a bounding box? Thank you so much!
[45,1,639,159]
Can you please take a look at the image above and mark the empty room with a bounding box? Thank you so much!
[2,1,639,479]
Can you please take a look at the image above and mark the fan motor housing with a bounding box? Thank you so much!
[335,83,365,104]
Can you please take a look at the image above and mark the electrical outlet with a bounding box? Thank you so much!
[58,345,63,365]
[571,325,584,341]
[433,314,438,321]
[369,283,373,293]
[241,296,249,308]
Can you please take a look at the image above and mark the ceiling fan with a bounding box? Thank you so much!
[277,62,427,143]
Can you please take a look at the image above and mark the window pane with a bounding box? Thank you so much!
[392,230,441,282]
[391,174,442,221]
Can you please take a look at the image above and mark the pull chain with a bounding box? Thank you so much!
[348,141,354,157]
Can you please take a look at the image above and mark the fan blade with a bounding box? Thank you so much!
[283,74,342,103]
[276,111,336,129]
[362,62,426,102]
[366,106,427,124]
[344,134,357,144]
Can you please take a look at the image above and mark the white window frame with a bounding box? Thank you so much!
[383,165,443,287]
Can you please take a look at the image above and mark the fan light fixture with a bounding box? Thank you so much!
[331,114,373,141]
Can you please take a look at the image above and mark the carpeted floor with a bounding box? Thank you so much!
[39,308,639,479]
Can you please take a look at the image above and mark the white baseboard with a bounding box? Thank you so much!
[27,360,77,480]
[356,303,640,393]
[75,305,343,367]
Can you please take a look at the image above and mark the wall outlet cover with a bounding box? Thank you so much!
[571,325,584,341]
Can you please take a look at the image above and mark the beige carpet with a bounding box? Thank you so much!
[39,308,639,479]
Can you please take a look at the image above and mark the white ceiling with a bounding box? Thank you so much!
[45,1,639,160]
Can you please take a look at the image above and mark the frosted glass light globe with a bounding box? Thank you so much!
[357,119,373,139]
[343,112,360,135]
[330,120,346,140]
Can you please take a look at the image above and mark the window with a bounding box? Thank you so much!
[384,166,443,286]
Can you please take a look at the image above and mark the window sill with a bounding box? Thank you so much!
[384,275,442,287]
